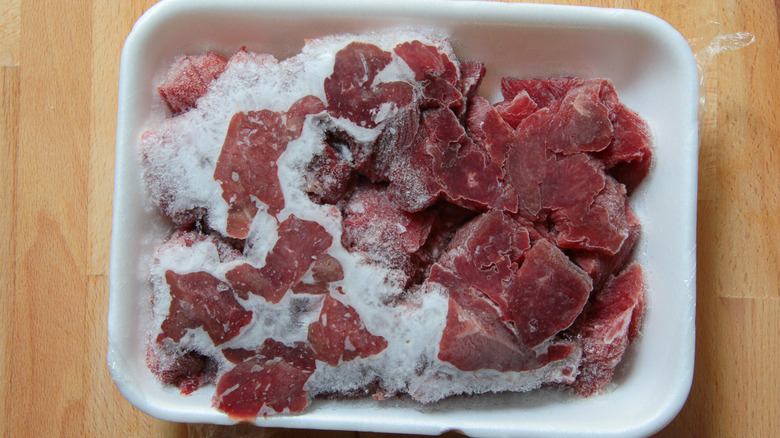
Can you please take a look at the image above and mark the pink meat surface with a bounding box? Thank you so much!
[158,52,227,115]
[226,215,333,303]
[213,339,316,420]
[341,184,434,278]
[505,239,593,348]
[433,266,576,372]
[158,271,253,346]
[214,110,289,238]
[307,293,389,366]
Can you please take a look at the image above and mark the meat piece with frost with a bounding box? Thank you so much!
[213,339,316,420]
[307,293,389,366]
[432,266,576,372]
[570,204,641,288]
[226,215,332,303]
[466,95,515,166]
[458,59,486,101]
[434,211,530,314]
[598,102,653,193]
[494,90,538,129]
[158,271,253,346]
[286,95,326,139]
[303,138,355,205]
[156,228,242,264]
[422,107,517,212]
[549,175,630,255]
[410,201,478,282]
[213,110,290,238]
[386,124,444,212]
[501,76,586,110]
[146,344,215,395]
[292,254,345,295]
[324,41,417,181]
[341,184,433,278]
[570,264,644,396]
[158,52,228,115]
[394,40,463,111]
[505,239,593,348]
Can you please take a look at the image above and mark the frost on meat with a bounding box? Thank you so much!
[139,29,653,420]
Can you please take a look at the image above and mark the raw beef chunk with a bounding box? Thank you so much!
[433,267,575,372]
[501,76,586,109]
[214,110,289,238]
[422,107,517,212]
[570,264,644,396]
[159,271,253,346]
[434,211,530,314]
[394,40,463,111]
[226,215,333,302]
[324,42,416,181]
[307,293,389,366]
[147,344,216,395]
[341,184,434,278]
[505,239,593,348]
[213,339,316,420]
[158,52,228,115]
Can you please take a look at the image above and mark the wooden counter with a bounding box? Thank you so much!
[1,0,777,436]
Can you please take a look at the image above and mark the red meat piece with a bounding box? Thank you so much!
[570,264,644,396]
[410,202,479,282]
[570,205,641,288]
[501,76,586,109]
[394,40,459,84]
[503,111,551,218]
[303,140,355,204]
[466,95,516,166]
[387,126,444,212]
[324,41,414,129]
[307,293,388,366]
[214,110,289,238]
[433,267,575,372]
[436,211,530,314]
[291,254,344,295]
[146,345,215,395]
[213,339,316,420]
[158,271,253,346]
[598,104,653,193]
[342,184,434,276]
[505,239,593,347]
[494,90,538,129]
[422,108,517,212]
[286,95,326,139]
[394,40,463,110]
[550,176,630,255]
[324,42,418,181]
[226,215,333,302]
[458,59,486,100]
[158,52,227,115]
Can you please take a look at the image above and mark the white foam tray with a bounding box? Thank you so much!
[108,0,699,436]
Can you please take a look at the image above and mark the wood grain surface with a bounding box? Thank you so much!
[1,0,777,436]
